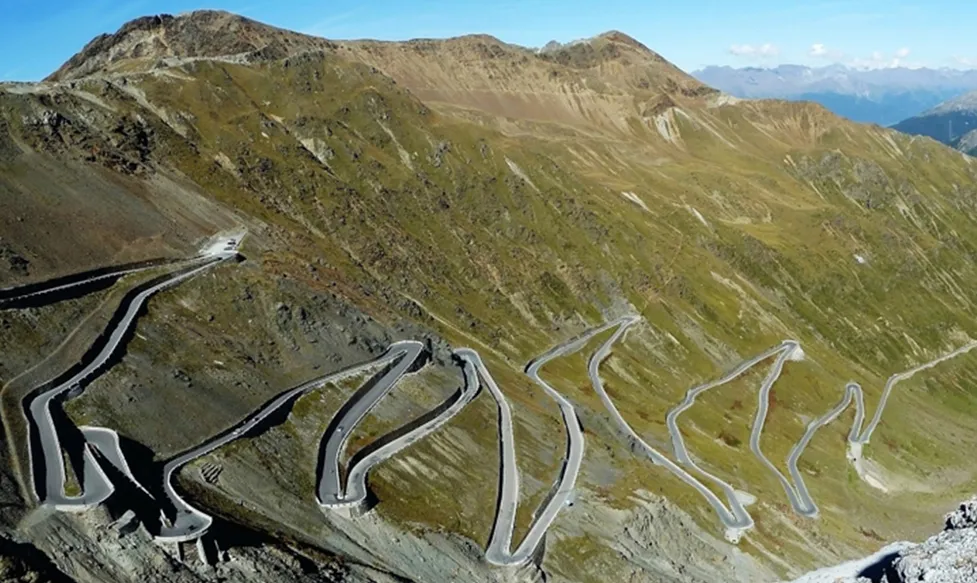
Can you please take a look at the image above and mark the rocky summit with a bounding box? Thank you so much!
[3,9,977,583]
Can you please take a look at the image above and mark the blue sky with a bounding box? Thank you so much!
[3,0,977,81]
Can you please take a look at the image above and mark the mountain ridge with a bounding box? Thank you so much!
[694,63,977,96]
[46,10,715,137]
[46,10,337,82]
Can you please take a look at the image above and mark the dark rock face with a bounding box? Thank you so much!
[945,498,977,531]
[0,535,73,583]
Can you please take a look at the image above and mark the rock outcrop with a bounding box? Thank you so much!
[791,497,977,583]
[889,498,977,582]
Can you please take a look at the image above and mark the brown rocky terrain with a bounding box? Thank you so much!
[46,11,337,83]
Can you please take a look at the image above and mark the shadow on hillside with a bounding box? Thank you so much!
[857,551,901,582]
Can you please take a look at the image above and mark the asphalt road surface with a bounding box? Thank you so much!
[589,316,754,542]
[24,236,239,512]
[28,251,235,511]
[157,341,418,541]
[316,341,426,505]
[324,350,481,508]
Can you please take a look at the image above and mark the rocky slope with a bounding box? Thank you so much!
[45,11,337,82]
[328,30,715,133]
[4,9,977,583]
[891,499,977,582]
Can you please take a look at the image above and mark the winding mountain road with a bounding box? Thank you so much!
[322,350,481,509]
[847,341,977,461]
[16,231,977,562]
[663,336,977,521]
[158,341,419,541]
[455,349,520,564]
[789,341,977,496]
[587,316,755,542]
[664,342,800,534]
[316,341,426,507]
[667,335,977,520]
[159,339,484,540]
[466,316,635,566]
[0,260,173,308]
[784,382,862,512]
[745,342,819,517]
[27,242,237,511]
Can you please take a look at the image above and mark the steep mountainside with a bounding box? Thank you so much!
[325,30,715,135]
[4,10,977,583]
[892,90,977,155]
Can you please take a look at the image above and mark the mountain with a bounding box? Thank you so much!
[5,10,977,583]
[892,90,977,155]
[45,11,337,81]
[694,64,977,125]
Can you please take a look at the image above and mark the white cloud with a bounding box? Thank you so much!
[848,49,918,70]
[805,44,917,69]
[728,43,780,59]
[954,56,977,68]
[808,43,844,60]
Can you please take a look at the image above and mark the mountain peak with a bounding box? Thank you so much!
[537,30,667,67]
[44,12,714,135]
[595,30,651,51]
[46,10,333,82]
[928,89,977,114]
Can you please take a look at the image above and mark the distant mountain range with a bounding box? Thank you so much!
[693,64,977,126]
[892,90,977,155]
